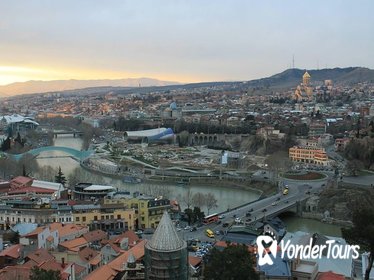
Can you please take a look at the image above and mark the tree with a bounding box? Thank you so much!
[30,267,61,280]
[205,193,217,215]
[342,207,374,280]
[204,244,259,280]
[193,207,205,223]
[345,159,363,177]
[192,192,205,209]
[180,187,194,210]
[55,166,67,186]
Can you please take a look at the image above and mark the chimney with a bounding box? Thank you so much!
[62,257,65,268]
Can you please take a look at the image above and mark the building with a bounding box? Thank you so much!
[289,145,329,166]
[73,183,115,200]
[72,203,136,232]
[105,195,171,229]
[334,138,350,152]
[0,114,39,133]
[144,211,188,280]
[309,122,326,137]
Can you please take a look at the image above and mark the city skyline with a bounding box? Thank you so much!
[1,1,374,87]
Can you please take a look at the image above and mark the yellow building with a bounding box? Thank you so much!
[72,203,136,231]
[104,196,171,229]
[289,145,329,166]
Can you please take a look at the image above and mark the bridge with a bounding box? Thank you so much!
[176,178,327,242]
[6,146,94,161]
[52,130,83,138]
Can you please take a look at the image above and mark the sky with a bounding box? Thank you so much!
[0,0,374,85]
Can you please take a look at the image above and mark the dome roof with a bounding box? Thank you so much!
[146,211,185,251]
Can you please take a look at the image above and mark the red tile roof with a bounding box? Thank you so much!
[9,176,33,189]
[189,256,202,267]
[84,240,146,280]
[8,186,55,195]
[111,230,139,248]
[0,244,22,259]
[84,265,117,280]
[0,265,31,280]
[83,230,107,243]
[59,237,87,252]
[316,271,346,280]
[26,248,54,265]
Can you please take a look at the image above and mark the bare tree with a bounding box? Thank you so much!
[143,184,171,199]
[35,166,57,182]
[180,186,194,210]
[265,151,292,184]
[205,193,218,215]
[192,192,206,209]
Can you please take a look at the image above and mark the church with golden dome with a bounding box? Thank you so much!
[293,71,314,102]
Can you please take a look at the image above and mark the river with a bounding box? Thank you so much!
[35,135,343,237]
[35,135,260,213]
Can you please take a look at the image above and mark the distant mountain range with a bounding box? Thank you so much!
[244,67,374,89]
[0,77,180,96]
[1,67,373,97]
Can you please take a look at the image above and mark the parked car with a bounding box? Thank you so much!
[246,212,251,217]
[223,222,229,228]
[218,214,225,219]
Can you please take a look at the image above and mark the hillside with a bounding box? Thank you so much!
[245,67,374,89]
[0,77,180,96]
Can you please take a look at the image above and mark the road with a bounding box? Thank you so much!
[177,175,328,243]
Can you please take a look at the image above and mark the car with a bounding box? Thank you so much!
[218,214,225,219]
[235,217,241,223]
[216,220,222,225]
[285,200,289,204]
[276,197,281,201]
[262,208,267,213]
[271,202,277,206]
[248,208,253,212]
[222,222,229,228]
[184,226,191,230]
[135,230,143,235]
[321,183,326,187]
[190,227,197,232]
[177,228,182,232]
[215,230,221,235]
[264,176,269,179]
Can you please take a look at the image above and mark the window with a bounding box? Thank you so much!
[117,215,121,219]
[94,216,97,221]
[76,217,80,222]
[82,217,86,222]
[110,215,114,219]
[101,216,104,220]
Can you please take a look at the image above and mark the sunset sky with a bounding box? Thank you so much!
[0,0,373,85]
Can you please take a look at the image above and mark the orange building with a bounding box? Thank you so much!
[289,145,329,166]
